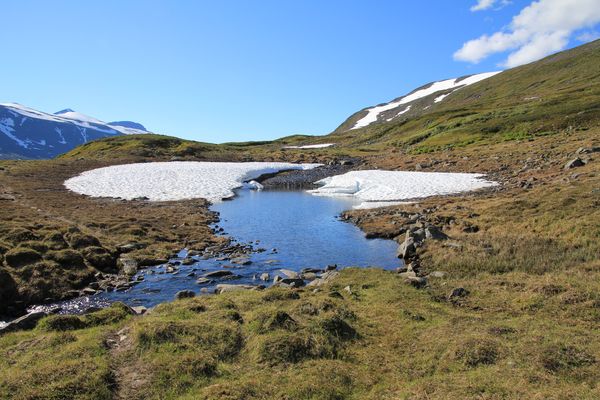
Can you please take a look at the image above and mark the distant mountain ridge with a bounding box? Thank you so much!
[0,103,149,159]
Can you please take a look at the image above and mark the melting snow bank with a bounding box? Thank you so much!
[65,161,321,202]
[308,170,498,208]
[282,143,335,149]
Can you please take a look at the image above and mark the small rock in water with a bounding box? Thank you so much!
[279,269,299,279]
[203,270,234,278]
[196,278,213,285]
[259,273,270,281]
[175,290,196,300]
[325,264,337,271]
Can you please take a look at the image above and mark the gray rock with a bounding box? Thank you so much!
[279,269,299,279]
[196,277,213,285]
[564,157,586,170]
[277,278,305,287]
[175,290,196,300]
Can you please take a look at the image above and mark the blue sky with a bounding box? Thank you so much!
[2,0,599,142]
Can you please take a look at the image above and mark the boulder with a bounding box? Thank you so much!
[0,311,47,334]
[425,226,448,240]
[397,237,416,259]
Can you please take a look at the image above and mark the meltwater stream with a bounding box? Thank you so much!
[28,189,400,314]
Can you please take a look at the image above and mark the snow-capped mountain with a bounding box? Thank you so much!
[337,71,502,132]
[0,103,149,159]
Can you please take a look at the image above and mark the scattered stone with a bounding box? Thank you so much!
[325,264,337,271]
[215,284,258,294]
[404,276,427,288]
[175,290,196,300]
[343,285,352,295]
[449,287,469,299]
[196,277,213,285]
[428,271,447,278]
[181,257,195,266]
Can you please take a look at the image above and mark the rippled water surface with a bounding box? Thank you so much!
[30,189,400,314]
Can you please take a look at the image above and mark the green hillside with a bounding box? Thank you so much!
[330,39,600,153]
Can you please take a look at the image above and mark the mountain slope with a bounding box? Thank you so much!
[330,39,600,153]
[0,103,148,159]
[337,71,501,132]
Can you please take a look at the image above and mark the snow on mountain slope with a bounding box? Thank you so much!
[349,71,502,130]
[0,103,149,159]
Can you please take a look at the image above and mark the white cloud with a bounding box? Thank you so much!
[456,0,600,67]
[470,0,511,12]
[471,0,496,11]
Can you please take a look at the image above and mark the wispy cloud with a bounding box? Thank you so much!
[456,0,600,67]
[470,0,511,12]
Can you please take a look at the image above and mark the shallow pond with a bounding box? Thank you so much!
[28,189,401,314]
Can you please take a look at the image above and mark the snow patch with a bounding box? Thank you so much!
[308,170,497,208]
[283,143,335,149]
[65,162,321,202]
